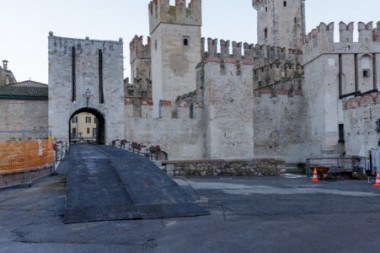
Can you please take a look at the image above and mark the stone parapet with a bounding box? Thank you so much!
[149,0,201,33]
[162,159,285,177]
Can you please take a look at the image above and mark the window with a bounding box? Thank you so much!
[98,49,104,104]
[376,119,380,133]
[72,116,78,123]
[338,124,345,144]
[71,47,76,102]
[264,28,268,39]
[189,104,194,119]
[72,128,77,135]
[87,128,90,134]
[265,7,268,12]
[363,69,370,78]
[93,128,97,138]
[183,37,189,46]
[85,116,91,123]
[283,1,287,7]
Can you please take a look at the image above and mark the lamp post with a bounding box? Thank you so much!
[85,89,91,107]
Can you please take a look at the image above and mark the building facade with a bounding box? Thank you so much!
[3,0,380,164]
[48,34,125,145]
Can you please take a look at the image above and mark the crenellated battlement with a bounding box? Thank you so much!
[302,21,380,64]
[373,22,380,42]
[129,35,151,63]
[149,0,202,34]
[303,22,335,48]
[358,21,373,43]
[251,0,267,11]
[125,97,203,120]
[201,38,303,67]
[339,22,354,43]
[303,21,380,49]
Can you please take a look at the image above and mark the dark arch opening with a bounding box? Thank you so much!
[69,108,105,145]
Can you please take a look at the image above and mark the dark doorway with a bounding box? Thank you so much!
[69,108,105,144]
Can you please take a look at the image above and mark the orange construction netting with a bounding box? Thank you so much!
[0,140,54,173]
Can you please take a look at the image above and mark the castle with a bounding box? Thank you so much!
[3,0,380,164]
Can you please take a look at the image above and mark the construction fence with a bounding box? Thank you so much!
[0,130,57,188]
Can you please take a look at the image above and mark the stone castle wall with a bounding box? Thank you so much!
[0,100,48,135]
[149,0,202,117]
[253,94,310,163]
[343,93,380,157]
[200,44,255,159]
[48,34,125,144]
[163,158,285,177]
[129,36,152,98]
[253,0,306,49]
[124,98,205,160]
[302,22,380,157]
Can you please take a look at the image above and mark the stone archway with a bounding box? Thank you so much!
[48,34,125,145]
[69,108,105,145]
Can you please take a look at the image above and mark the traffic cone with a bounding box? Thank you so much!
[311,168,319,182]
[374,171,380,187]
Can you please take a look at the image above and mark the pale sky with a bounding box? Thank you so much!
[0,0,379,84]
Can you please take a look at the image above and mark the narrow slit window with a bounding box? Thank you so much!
[264,28,268,39]
[189,103,194,119]
[283,1,287,7]
[98,49,104,104]
[363,69,370,78]
[338,124,345,144]
[183,37,189,46]
[71,47,76,102]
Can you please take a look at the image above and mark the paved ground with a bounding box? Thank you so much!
[1,166,380,252]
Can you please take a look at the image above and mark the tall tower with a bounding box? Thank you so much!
[149,0,202,117]
[252,0,306,49]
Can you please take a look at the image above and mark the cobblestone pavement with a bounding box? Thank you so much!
[1,172,380,252]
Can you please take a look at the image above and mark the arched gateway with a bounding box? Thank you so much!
[69,108,105,144]
[48,33,125,145]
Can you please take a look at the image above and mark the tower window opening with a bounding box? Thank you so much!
[284,1,287,7]
[183,37,189,46]
[265,7,268,12]
[264,28,268,39]
[363,69,370,78]
[338,124,345,144]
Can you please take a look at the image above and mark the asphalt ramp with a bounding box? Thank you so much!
[63,145,208,224]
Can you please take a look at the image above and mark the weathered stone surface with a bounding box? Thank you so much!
[163,159,285,177]
[48,34,125,144]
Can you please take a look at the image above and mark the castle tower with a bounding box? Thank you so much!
[252,0,306,49]
[149,0,202,117]
[129,36,152,98]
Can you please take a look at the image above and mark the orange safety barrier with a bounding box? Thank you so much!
[0,140,54,173]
